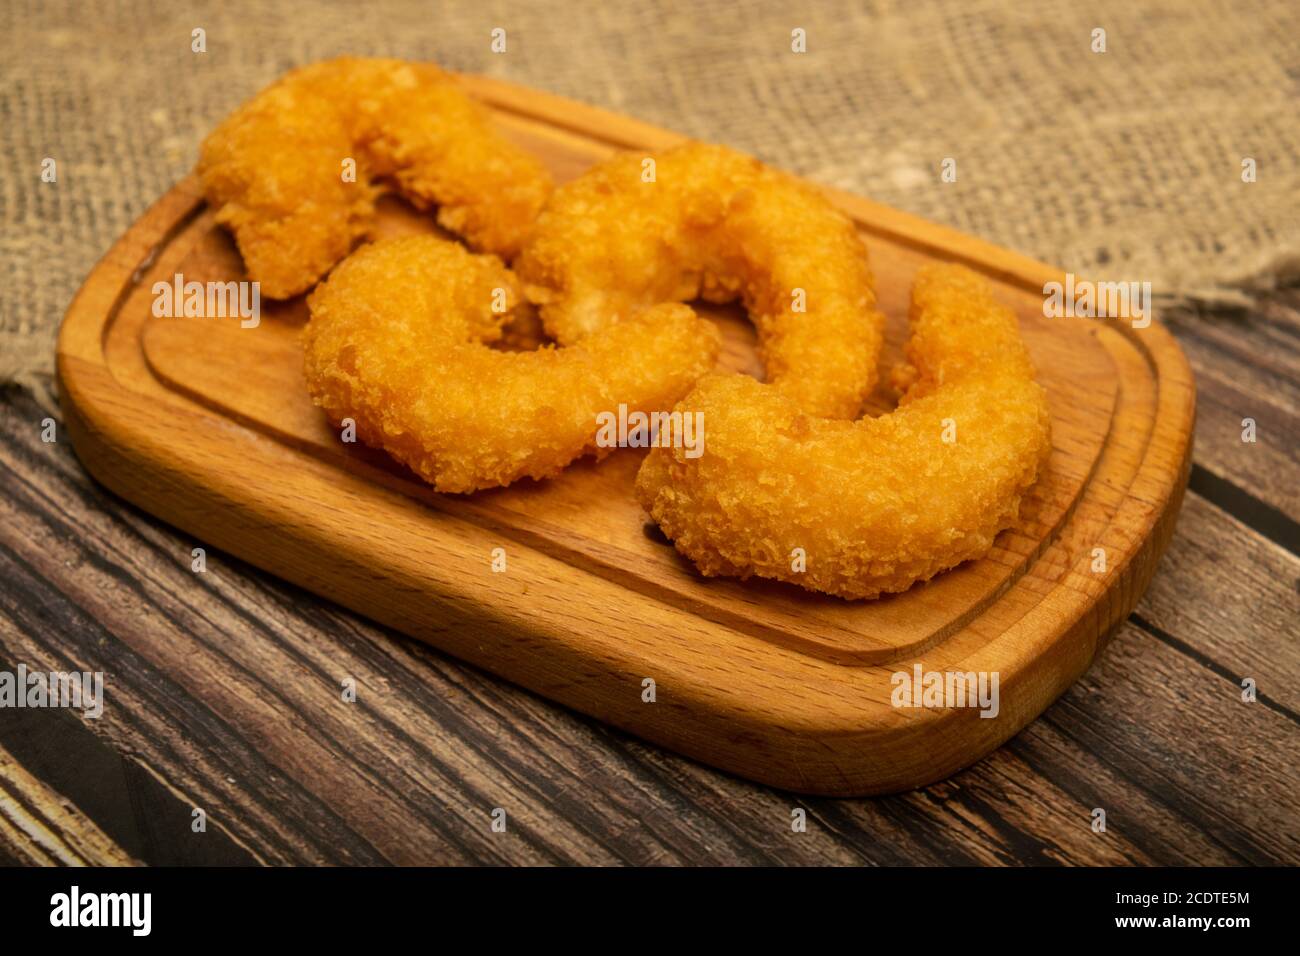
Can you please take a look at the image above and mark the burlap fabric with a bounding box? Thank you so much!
[3,0,1298,409]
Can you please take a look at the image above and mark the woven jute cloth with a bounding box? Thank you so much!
[3,0,1298,409]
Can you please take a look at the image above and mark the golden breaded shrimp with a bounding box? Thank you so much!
[198,57,552,298]
[635,263,1052,600]
[302,235,720,493]
[515,143,883,419]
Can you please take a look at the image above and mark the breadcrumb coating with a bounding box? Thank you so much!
[302,235,721,493]
[515,143,883,419]
[635,263,1052,600]
[198,57,552,298]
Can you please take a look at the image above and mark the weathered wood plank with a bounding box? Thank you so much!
[798,612,1300,867]
[0,390,857,864]
[1135,493,1300,713]
[0,743,138,866]
[3,379,1295,864]
[0,414,388,864]
[1026,621,1298,864]
[0,683,259,867]
[1164,294,1300,520]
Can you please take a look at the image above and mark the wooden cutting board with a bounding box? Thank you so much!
[56,75,1195,796]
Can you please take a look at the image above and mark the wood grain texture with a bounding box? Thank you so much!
[0,377,1296,863]
[52,77,1195,796]
[1163,293,1300,524]
[0,744,138,866]
[1,77,1292,863]
[2,377,1300,863]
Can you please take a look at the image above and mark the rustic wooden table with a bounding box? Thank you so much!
[1,291,1296,866]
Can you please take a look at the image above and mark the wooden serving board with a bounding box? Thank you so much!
[57,75,1195,796]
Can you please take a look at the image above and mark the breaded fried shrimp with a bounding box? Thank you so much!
[635,264,1052,600]
[302,235,720,493]
[198,57,552,298]
[515,143,884,419]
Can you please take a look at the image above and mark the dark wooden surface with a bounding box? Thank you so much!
[1,290,1298,866]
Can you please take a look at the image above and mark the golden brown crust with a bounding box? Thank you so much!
[302,235,720,493]
[635,263,1052,600]
[198,57,552,298]
[515,142,884,420]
